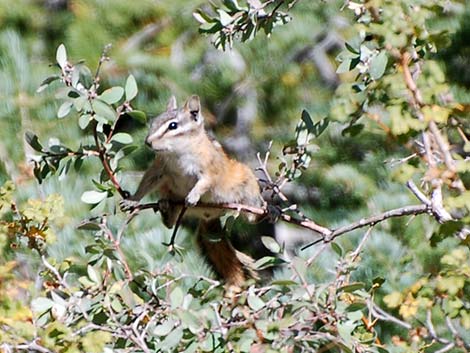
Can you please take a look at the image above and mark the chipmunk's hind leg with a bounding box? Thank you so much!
[197,219,258,290]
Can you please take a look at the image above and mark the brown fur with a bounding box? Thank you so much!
[126,95,263,288]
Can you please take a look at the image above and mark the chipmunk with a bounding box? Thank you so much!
[121,95,264,288]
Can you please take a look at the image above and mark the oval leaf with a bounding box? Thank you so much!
[78,114,92,130]
[247,294,265,311]
[56,44,67,69]
[301,109,315,133]
[110,132,133,145]
[25,132,43,152]
[261,236,281,254]
[125,74,138,101]
[81,190,108,204]
[31,297,54,313]
[37,75,60,93]
[370,51,388,80]
[57,101,73,118]
[100,87,124,105]
[127,110,147,124]
[94,99,116,121]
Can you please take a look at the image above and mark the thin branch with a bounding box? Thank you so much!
[370,303,412,330]
[350,227,373,263]
[426,309,449,344]
[406,180,431,206]
[10,342,54,353]
[41,255,70,290]
[137,200,331,236]
[428,121,455,173]
[132,199,431,251]
[434,343,456,353]
[100,217,133,281]
[331,204,429,238]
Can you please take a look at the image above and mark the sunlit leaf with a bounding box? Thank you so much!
[57,101,73,118]
[56,44,67,68]
[81,190,108,204]
[125,74,138,101]
[100,87,124,105]
[369,51,388,80]
[110,132,133,145]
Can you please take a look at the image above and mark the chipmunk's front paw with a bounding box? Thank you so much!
[120,199,139,212]
[185,190,200,206]
[266,204,282,223]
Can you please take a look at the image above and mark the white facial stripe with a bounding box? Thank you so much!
[147,118,179,142]
[165,122,194,137]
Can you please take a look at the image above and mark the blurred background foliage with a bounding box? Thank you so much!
[1,0,470,351]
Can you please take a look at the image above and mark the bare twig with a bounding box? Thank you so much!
[406,180,431,206]
[370,303,412,330]
[426,309,449,344]
[328,204,429,240]
[435,343,456,353]
[41,255,70,290]
[349,227,373,263]
[132,199,430,252]
[9,341,54,353]
[100,217,133,280]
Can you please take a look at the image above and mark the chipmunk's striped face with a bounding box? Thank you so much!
[146,95,204,153]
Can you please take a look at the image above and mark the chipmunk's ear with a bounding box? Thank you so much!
[184,95,201,120]
[166,95,177,111]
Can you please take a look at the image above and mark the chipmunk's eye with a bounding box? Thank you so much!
[168,122,178,130]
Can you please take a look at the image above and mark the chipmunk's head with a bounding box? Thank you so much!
[146,95,204,153]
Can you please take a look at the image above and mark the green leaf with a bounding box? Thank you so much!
[81,190,108,204]
[100,87,124,105]
[372,277,385,288]
[77,220,101,231]
[57,101,73,118]
[127,110,147,123]
[37,75,60,93]
[342,123,364,136]
[261,236,281,254]
[346,302,367,312]
[31,297,54,313]
[301,109,315,133]
[56,44,67,68]
[271,279,297,286]
[337,59,353,74]
[153,319,176,336]
[339,282,365,293]
[331,242,343,257]
[125,74,138,101]
[223,0,241,11]
[73,96,87,111]
[79,114,92,130]
[345,42,359,54]
[25,132,43,152]
[159,327,183,351]
[87,265,102,284]
[337,321,355,345]
[369,51,388,80]
[193,10,211,24]
[170,287,184,309]
[247,294,265,311]
[254,256,284,270]
[218,9,233,26]
[94,99,116,121]
[110,132,133,145]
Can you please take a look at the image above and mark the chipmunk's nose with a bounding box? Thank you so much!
[145,136,152,147]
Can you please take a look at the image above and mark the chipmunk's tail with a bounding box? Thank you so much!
[197,219,258,288]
